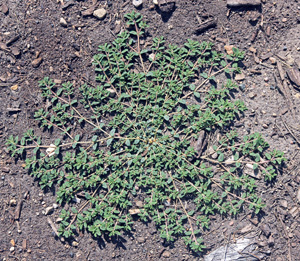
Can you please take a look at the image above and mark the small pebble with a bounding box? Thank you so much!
[270,85,276,90]
[269,57,276,64]
[283,46,287,51]
[137,236,146,243]
[69,251,74,258]
[135,200,143,208]
[132,0,143,8]
[60,18,68,27]
[162,250,171,258]
[10,199,17,206]
[239,83,246,91]
[248,92,256,99]
[10,247,15,252]
[249,46,256,53]
[11,47,20,56]
[72,241,79,247]
[235,73,245,81]
[93,8,107,20]
[1,176,5,180]
[44,206,54,215]
[1,3,9,14]
[31,57,43,68]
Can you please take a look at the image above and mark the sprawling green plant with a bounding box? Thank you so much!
[6,12,285,252]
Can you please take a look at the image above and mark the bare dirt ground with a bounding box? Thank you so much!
[1,0,300,260]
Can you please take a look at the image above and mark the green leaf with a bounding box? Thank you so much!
[107,138,113,146]
[190,84,196,91]
[194,92,200,98]
[218,153,224,162]
[164,115,170,121]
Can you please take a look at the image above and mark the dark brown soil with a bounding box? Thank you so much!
[1,0,300,260]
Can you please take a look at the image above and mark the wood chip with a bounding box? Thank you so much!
[195,19,217,34]
[14,199,23,220]
[22,239,27,250]
[194,130,207,158]
[129,208,141,215]
[287,67,300,87]
[227,0,261,6]
[47,217,65,242]
[31,57,43,68]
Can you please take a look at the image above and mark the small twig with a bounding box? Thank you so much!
[47,217,65,242]
[273,209,292,261]
[14,199,23,220]
[282,119,300,146]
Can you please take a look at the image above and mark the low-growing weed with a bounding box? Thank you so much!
[6,12,285,252]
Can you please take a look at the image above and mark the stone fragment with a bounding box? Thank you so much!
[72,241,79,247]
[162,250,171,258]
[44,206,54,215]
[249,46,256,53]
[31,57,43,68]
[279,200,287,208]
[106,88,116,97]
[269,57,276,64]
[235,73,245,81]
[129,208,141,215]
[137,236,146,243]
[153,0,158,4]
[10,199,17,206]
[135,200,143,208]
[248,92,256,99]
[158,0,175,13]
[81,7,94,16]
[133,0,143,8]
[11,47,20,56]
[149,53,156,60]
[1,3,9,14]
[224,45,234,55]
[227,0,261,7]
[239,83,246,91]
[60,18,68,27]
[10,84,18,91]
[93,8,107,20]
